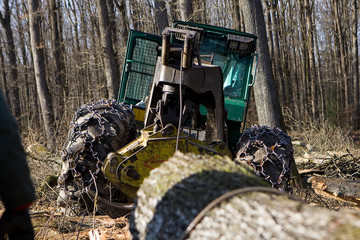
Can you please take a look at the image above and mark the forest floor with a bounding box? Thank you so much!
[3,129,359,240]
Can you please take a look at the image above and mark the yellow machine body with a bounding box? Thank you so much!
[101,124,232,200]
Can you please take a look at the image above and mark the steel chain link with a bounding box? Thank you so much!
[236,126,293,192]
[61,99,133,189]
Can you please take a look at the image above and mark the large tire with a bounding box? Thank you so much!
[235,125,294,191]
[57,100,136,218]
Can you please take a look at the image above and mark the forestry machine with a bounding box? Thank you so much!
[58,21,292,218]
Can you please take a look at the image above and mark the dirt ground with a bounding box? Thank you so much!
[32,212,131,240]
[17,140,360,240]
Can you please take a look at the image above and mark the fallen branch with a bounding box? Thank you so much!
[308,176,360,207]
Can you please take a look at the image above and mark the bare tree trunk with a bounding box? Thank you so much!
[114,0,129,45]
[169,0,180,24]
[233,0,242,31]
[28,0,55,150]
[352,0,360,128]
[297,0,310,121]
[107,0,121,93]
[96,0,118,99]
[277,1,292,111]
[331,2,343,120]
[179,0,194,21]
[314,23,325,122]
[49,0,66,121]
[130,1,140,30]
[270,1,286,108]
[291,42,301,120]
[240,0,284,129]
[333,0,349,115]
[200,0,208,24]
[0,41,8,101]
[0,0,21,122]
[304,0,318,121]
[264,1,274,60]
[154,0,169,33]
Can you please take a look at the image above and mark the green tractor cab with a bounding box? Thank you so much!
[118,21,258,149]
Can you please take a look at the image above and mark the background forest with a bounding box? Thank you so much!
[0,0,359,152]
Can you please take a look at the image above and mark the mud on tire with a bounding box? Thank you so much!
[57,100,136,218]
[235,125,294,191]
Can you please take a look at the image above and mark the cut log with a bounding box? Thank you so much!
[131,152,360,240]
[308,176,360,207]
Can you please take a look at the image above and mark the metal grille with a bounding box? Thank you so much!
[125,38,159,101]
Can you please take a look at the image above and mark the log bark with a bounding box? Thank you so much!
[130,152,270,240]
[131,152,360,240]
[308,176,360,207]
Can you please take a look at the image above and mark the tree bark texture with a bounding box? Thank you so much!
[154,0,169,33]
[179,0,194,21]
[48,0,66,121]
[333,0,349,112]
[352,0,360,128]
[0,44,8,101]
[130,151,270,240]
[96,0,118,99]
[28,0,55,150]
[270,2,286,108]
[0,0,21,122]
[304,0,318,121]
[114,0,129,45]
[240,0,284,129]
[131,152,360,240]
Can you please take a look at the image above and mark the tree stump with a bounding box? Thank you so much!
[131,152,360,240]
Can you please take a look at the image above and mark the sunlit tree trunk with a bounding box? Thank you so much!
[114,0,129,45]
[304,0,318,121]
[233,0,242,31]
[0,42,8,101]
[297,0,310,121]
[240,0,284,129]
[179,0,194,21]
[352,0,360,128]
[96,0,118,99]
[333,0,349,115]
[28,0,55,150]
[49,0,66,122]
[154,0,169,33]
[0,0,21,122]
[264,1,274,60]
[130,1,140,30]
[107,0,121,93]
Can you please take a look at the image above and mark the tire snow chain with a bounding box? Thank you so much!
[61,100,130,188]
[236,126,293,192]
